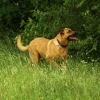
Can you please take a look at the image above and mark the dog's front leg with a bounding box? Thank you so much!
[46,57,60,68]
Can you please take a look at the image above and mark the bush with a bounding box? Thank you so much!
[0,0,99,61]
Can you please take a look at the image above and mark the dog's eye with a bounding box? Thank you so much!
[68,30,71,33]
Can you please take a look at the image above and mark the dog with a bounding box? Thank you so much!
[17,28,79,64]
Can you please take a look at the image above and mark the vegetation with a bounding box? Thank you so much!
[0,0,100,60]
[0,39,100,100]
[0,0,100,99]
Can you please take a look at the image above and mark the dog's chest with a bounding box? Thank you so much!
[50,45,67,59]
[46,40,67,59]
[56,47,67,57]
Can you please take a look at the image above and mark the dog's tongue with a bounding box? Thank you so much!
[69,37,79,41]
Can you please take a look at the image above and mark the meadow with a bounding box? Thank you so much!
[0,39,100,100]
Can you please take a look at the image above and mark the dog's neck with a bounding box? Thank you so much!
[53,38,69,48]
[57,39,68,47]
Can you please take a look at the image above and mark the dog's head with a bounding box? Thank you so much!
[58,28,79,41]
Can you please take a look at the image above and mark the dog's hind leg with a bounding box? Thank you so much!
[29,50,39,64]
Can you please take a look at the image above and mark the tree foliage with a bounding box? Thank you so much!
[0,0,100,61]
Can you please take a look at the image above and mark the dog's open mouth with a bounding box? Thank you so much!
[68,33,79,41]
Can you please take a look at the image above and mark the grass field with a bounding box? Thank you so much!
[0,40,100,100]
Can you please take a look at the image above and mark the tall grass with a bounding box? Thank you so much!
[0,39,100,100]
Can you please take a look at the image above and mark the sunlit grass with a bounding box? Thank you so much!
[0,40,100,100]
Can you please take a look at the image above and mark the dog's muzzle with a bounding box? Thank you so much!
[68,32,79,41]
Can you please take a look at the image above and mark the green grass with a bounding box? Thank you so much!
[0,40,100,100]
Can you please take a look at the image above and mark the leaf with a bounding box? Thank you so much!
[77,0,86,8]
[20,20,25,28]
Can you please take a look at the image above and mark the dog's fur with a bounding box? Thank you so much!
[17,28,79,64]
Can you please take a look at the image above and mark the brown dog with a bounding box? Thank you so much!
[17,28,79,64]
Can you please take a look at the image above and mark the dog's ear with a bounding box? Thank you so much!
[59,29,64,35]
[56,29,64,42]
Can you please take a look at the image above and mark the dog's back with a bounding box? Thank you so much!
[28,38,50,58]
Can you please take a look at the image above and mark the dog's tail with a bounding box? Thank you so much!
[17,35,28,51]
